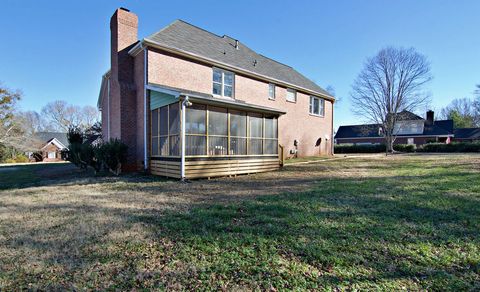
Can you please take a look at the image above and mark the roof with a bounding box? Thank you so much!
[148,83,286,115]
[34,132,69,148]
[335,120,454,139]
[335,124,382,139]
[142,20,332,99]
[454,128,480,139]
[396,110,424,121]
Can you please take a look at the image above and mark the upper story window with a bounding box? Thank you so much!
[268,83,276,100]
[286,88,297,103]
[309,96,325,117]
[213,68,234,98]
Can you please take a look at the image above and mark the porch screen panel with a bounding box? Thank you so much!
[186,104,206,155]
[159,106,169,155]
[264,116,278,154]
[208,107,228,155]
[151,109,159,156]
[230,110,247,155]
[248,113,263,155]
[168,103,180,156]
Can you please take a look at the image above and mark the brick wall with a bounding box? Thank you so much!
[147,48,334,157]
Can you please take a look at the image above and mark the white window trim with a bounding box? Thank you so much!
[309,96,325,117]
[212,67,235,98]
[268,83,276,100]
[286,88,297,103]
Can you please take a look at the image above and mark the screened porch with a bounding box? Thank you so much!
[149,91,284,179]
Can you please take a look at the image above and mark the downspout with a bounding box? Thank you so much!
[143,44,148,170]
[107,78,110,140]
[331,100,334,155]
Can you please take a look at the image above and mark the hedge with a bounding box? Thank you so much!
[417,142,480,153]
[334,144,415,154]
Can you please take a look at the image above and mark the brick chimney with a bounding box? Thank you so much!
[109,8,139,170]
[426,110,434,126]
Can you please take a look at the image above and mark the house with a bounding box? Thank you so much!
[29,132,68,162]
[335,110,454,146]
[97,8,335,179]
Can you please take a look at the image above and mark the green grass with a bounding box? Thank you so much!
[0,163,82,189]
[1,155,479,290]
[284,155,337,164]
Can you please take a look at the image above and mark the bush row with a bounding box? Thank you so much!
[335,142,480,153]
[334,144,416,153]
[417,142,480,153]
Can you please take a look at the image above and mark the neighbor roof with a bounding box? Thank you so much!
[454,128,480,139]
[35,132,69,148]
[140,20,332,99]
[335,120,454,139]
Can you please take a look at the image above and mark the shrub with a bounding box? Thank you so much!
[335,143,416,154]
[15,155,29,163]
[418,142,480,153]
[334,144,385,153]
[95,139,128,175]
[67,125,128,175]
[4,158,16,163]
[393,144,415,153]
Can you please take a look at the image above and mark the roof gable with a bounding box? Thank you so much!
[35,132,69,147]
[145,20,331,98]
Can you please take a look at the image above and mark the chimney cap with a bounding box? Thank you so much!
[119,7,130,12]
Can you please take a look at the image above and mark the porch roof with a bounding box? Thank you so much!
[147,83,286,115]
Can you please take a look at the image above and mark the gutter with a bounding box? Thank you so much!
[143,44,148,171]
[128,39,335,102]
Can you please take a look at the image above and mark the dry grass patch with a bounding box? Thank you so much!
[1,154,479,290]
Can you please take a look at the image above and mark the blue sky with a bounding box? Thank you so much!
[1,0,479,130]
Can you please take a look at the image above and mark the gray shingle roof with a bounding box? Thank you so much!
[34,132,69,147]
[454,128,480,139]
[145,20,331,97]
[335,119,455,139]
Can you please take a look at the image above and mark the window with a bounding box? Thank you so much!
[286,88,296,102]
[213,68,234,98]
[48,151,56,159]
[309,96,325,116]
[268,83,275,100]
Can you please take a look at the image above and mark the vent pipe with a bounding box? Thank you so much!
[235,40,239,50]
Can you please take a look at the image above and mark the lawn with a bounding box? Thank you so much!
[1,155,479,290]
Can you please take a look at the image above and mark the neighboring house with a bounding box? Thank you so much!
[30,132,68,162]
[453,128,480,142]
[335,110,454,146]
[97,8,335,179]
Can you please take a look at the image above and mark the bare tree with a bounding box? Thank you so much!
[82,105,100,129]
[41,101,99,131]
[439,98,477,128]
[0,84,23,147]
[351,47,432,153]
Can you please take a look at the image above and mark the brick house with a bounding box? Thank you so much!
[335,110,455,146]
[98,8,335,179]
[28,132,68,162]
